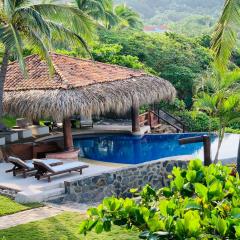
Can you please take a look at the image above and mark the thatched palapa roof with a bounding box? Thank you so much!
[4,53,176,121]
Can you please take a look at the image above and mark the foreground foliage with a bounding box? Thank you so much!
[0,212,138,240]
[81,160,240,239]
[0,196,42,216]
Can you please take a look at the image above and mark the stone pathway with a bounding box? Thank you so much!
[47,201,98,213]
[0,206,64,230]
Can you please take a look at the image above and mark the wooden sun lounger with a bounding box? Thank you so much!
[6,156,35,178]
[6,156,62,178]
[33,160,89,182]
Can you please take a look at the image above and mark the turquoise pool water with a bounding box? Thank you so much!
[73,133,240,164]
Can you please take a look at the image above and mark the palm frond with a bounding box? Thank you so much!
[46,20,91,56]
[0,25,16,48]
[32,3,93,36]
[212,0,240,69]
[194,93,218,115]
[9,24,26,76]
[113,4,143,30]
[14,7,51,38]
[24,28,53,73]
[3,0,14,16]
[221,68,240,90]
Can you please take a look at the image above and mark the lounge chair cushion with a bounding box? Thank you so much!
[9,156,62,170]
[8,156,34,170]
[33,159,62,166]
[50,161,87,173]
[80,121,92,124]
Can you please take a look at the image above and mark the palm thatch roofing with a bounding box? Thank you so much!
[4,53,176,121]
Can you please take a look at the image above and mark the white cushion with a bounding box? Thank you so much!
[8,156,34,169]
[51,162,87,172]
[33,159,62,165]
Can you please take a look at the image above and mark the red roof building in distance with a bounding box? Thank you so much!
[144,24,169,33]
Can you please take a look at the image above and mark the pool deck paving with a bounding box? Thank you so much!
[35,123,150,143]
[0,160,126,203]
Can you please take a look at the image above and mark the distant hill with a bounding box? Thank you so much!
[115,0,225,36]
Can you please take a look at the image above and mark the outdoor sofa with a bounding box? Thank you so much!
[33,160,89,182]
[80,118,93,128]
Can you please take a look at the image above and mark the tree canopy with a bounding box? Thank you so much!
[97,29,212,106]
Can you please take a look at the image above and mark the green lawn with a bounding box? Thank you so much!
[0,195,42,217]
[0,212,139,240]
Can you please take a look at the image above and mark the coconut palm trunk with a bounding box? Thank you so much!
[214,126,225,163]
[0,49,9,118]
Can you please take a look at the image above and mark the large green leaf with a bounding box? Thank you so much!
[231,208,240,219]
[186,170,197,183]
[174,175,184,191]
[208,180,223,201]
[184,210,201,237]
[215,217,228,236]
[195,183,208,202]
[235,225,240,238]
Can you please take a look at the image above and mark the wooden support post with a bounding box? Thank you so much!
[63,117,74,151]
[203,135,211,166]
[32,119,39,125]
[148,110,152,128]
[179,135,212,166]
[131,97,140,133]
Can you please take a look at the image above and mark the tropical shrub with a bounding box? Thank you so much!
[178,111,219,132]
[92,44,155,73]
[80,160,240,239]
[225,128,240,134]
[227,122,240,131]
[194,68,240,162]
[156,99,187,114]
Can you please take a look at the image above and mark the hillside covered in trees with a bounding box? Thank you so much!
[116,0,225,35]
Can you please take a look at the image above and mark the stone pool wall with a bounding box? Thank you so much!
[64,159,189,203]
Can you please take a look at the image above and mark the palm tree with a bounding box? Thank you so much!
[211,0,240,69]
[0,0,92,117]
[212,0,240,172]
[74,1,143,30]
[194,67,240,163]
[74,0,117,28]
[113,4,143,30]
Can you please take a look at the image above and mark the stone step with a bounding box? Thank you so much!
[38,182,64,191]
[0,186,19,198]
[15,187,65,203]
[46,194,67,204]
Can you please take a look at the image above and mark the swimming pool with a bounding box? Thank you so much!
[73,133,240,164]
